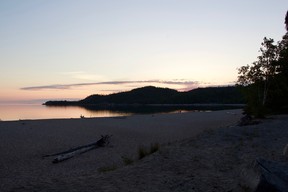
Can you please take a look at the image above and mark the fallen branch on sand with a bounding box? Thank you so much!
[43,135,112,163]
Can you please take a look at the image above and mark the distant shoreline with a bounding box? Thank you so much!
[44,103,245,107]
[43,86,245,107]
[44,103,245,116]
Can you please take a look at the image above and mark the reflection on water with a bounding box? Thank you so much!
[80,104,243,114]
[0,105,131,121]
[0,104,243,121]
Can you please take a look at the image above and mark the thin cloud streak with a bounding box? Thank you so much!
[20,80,200,91]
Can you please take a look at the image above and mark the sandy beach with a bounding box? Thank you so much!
[1,109,288,191]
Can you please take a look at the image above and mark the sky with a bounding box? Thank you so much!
[0,0,287,103]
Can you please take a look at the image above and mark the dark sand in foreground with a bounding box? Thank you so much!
[1,109,288,191]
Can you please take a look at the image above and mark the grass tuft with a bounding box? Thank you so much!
[122,156,134,165]
[98,164,117,173]
[150,143,160,154]
[138,146,148,159]
[138,143,160,160]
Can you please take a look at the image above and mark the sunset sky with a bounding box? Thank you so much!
[0,0,287,104]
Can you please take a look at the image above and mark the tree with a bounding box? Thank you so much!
[237,37,279,116]
[237,11,288,116]
[272,26,288,112]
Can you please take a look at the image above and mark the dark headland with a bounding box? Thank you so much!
[43,86,245,110]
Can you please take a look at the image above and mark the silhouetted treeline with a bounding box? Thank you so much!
[172,86,244,104]
[44,86,244,106]
[237,11,288,116]
[44,100,79,106]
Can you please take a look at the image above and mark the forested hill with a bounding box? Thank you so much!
[44,86,245,106]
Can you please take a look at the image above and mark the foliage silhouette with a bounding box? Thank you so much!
[237,11,288,116]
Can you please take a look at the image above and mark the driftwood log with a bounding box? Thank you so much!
[238,158,288,192]
[43,135,111,163]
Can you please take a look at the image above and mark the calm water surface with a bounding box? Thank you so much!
[0,104,131,121]
[0,104,243,121]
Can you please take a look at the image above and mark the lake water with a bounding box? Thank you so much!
[0,104,132,121]
[0,104,243,121]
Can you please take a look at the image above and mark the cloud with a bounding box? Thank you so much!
[21,84,72,90]
[20,80,200,91]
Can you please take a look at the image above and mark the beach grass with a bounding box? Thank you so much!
[122,156,134,165]
[98,164,118,173]
[138,143,160,159]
